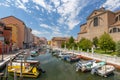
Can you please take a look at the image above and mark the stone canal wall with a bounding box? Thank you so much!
[0,50,24,70]
[60,49,120,69]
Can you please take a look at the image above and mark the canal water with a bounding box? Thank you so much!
[4,49,120,80]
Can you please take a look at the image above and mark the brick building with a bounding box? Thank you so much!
[77,7,120,42]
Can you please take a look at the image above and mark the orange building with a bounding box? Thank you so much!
[7,24,18,50]
[1,16,26,49]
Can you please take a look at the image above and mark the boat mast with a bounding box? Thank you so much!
[14,69,17,80]
[20,57,23,80]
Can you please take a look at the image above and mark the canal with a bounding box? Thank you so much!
[3,49,120,80]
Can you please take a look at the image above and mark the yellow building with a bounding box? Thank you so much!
[47,41,51,45]
[7,24,18,49]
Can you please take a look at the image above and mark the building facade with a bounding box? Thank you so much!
[24,27,33,48]
[6,24,18,50]
[0,21,5,54]
[51,37,69,48]
[0,21,12,54]
[39,37,47,46]
[77,7,120,42]
[1,16,26,49]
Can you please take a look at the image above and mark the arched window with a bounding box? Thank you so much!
[113,28,117,33]
[109,29,112,33]
[93,17,98,26]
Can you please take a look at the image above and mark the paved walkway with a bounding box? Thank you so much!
[0,50,24,68]
[59,48,120,69]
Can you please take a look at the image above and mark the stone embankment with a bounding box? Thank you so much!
[0,50,24,69]
[59,49,120,69]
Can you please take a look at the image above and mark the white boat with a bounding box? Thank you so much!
[76,60,95,72]
[91,65,115,77]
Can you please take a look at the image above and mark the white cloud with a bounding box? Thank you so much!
[57,0,89,30]
[40,24,61,33]
[14,0,27,11]
[21,0,28,3]
[32,0,53,13]
[32,0,46,8]
[32,30,42,35]
[50,0,60,8]
[0,3,10,7]
[101,0,120,11]
[40,24,52,29]
[32,29,50,37]
[35,6,40,10]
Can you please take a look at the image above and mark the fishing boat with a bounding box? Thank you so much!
[8,60,41,78]
[91,65,115,77]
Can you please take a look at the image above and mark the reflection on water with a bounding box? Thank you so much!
[5,49,120,80]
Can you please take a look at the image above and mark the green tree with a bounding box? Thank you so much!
[92,37,98,48]
[99,32,116,53]
[69,36,74,43]
[67,36,75,49]
[61,42,65,48]
[116,41,120,56]
[78,38,92,51]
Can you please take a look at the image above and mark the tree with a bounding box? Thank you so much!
[78,38,92,51]
[61,42,65,48]
[92,37,98,48]
[116,41,120,56]
[67,36,75,49]
[99,32,116,53]
[69,36,74,43]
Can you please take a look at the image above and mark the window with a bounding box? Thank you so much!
[118,28,120,32]
[113,28,117,33]
[0,23,4,27]
[0,31,3,34]
[119,15,120,21]
[109,29,112,33]
[94,17,98,26]
[115,16,118,22]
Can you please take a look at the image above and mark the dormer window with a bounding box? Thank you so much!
[93,17,98,26]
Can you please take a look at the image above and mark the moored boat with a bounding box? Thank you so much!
[66,55,80,62]
[30,50,38,57]
[76,60,95,72]
[91,65,115,77]
[8,60,41,78]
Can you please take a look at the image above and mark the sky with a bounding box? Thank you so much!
[0,0,120,40]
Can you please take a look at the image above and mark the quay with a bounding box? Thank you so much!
[59,49,120,69]
[0,50,25,70]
